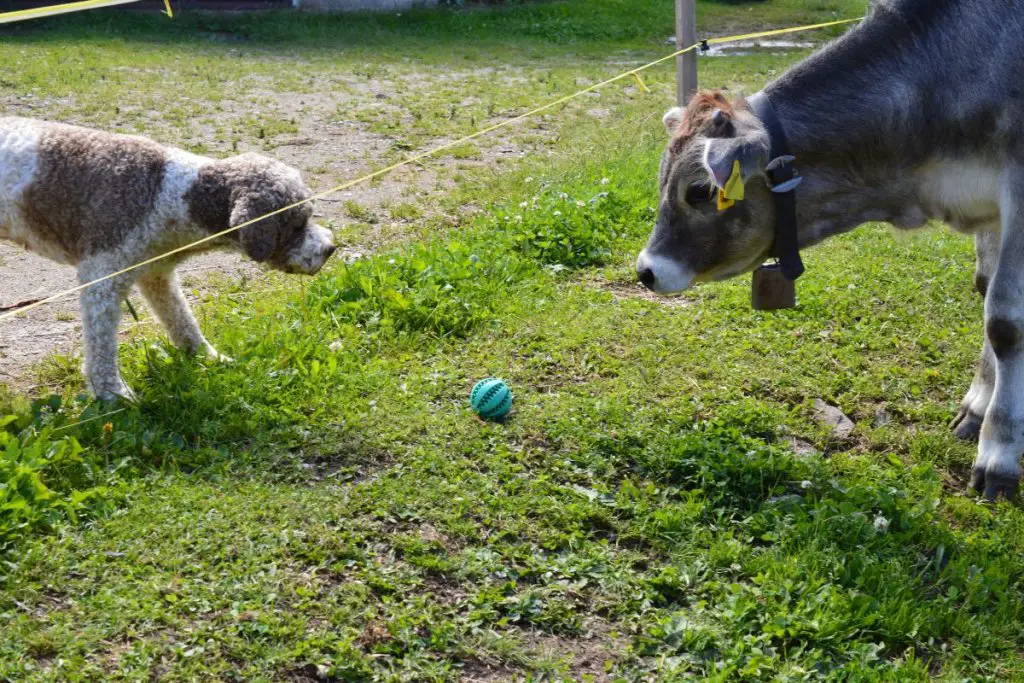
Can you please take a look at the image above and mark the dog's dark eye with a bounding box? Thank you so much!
[685,183,716,205]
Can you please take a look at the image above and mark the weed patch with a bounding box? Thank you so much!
[0,397,132,552]
[7,1,1024,680]
[508,185,649,269]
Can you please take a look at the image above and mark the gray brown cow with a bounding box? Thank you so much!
[637,0,1024,499]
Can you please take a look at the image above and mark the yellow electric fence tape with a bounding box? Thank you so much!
[0,0,173,25]
[0,15,862,322]
[631,72,650,95]
[704,18,862,46]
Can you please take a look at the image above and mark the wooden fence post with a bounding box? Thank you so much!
[675,0,697,106]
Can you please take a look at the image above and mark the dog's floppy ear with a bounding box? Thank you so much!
[231,195,278,263]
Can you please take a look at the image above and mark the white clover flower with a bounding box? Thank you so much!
[576,200,585,208]
[553,210,562,216]
[873,515,890,533]
[520,201,529,208]
[600,177,610,185]
[800,480,813,490]
[525,176,534,183]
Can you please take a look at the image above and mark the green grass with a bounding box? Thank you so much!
[344,200,378,223]
[3,0,865,49]
[389,201,425,221]
[10,1,1024,680]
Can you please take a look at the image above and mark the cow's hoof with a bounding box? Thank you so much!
[951,403,984,441]
[951,407,983,441]
[969,467,1020,502]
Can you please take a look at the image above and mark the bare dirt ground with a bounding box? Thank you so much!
[0,61,571,390]
[0,247,262,391]
[0,105,428,388]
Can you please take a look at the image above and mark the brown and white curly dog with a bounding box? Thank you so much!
[0,117,336,400]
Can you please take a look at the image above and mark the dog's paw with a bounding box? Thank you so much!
[196,343,233,364]
[207,349,234,364]
[94,382,137,405]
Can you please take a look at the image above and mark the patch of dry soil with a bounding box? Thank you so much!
[0,247,262,391]
[0,98,455,389]
[0,64,578,390]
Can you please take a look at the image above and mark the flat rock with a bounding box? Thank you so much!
[813,399,855,439]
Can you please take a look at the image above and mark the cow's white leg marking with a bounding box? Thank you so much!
[953,223,1000,441]
[78,259,136,402]
[974,169,1024,499]
[138,271,223,360]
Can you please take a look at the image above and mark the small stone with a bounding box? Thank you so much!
[873,407,892,428]
[785,437,819,457]
[813,399,855,439]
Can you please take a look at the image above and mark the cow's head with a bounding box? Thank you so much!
[637,92,776,294]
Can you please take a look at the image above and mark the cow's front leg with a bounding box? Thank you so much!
[973,177,1024,499]
[953,224,999,440]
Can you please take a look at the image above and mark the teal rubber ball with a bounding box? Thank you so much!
[470,378,513,420]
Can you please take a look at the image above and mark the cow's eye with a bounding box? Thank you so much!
[685,183,716,205]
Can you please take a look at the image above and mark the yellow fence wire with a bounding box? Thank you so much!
[0,15,863,322]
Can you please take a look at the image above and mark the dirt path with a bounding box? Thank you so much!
[0,76,446,389]
[0,49,617,391]
[0,247,264,391]
[0,118,501,389]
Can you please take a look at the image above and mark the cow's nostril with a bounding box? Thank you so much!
[638,267,656,289]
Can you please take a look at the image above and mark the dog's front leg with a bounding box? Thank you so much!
[138,271,224,360]
[973,169,1024,499]
[78,263,135,402]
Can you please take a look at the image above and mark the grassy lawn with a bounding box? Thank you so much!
[7,0,1024,680]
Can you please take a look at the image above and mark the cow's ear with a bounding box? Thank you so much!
[706,108,734,137]
[701,132,769,189]
[663,106,684,135]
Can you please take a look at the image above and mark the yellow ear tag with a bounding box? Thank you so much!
[717,160,745,211]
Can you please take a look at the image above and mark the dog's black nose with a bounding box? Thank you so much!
[324,244,338,259]
[638,267,656,290]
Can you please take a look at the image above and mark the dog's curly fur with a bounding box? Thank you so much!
[0,116,336,400]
